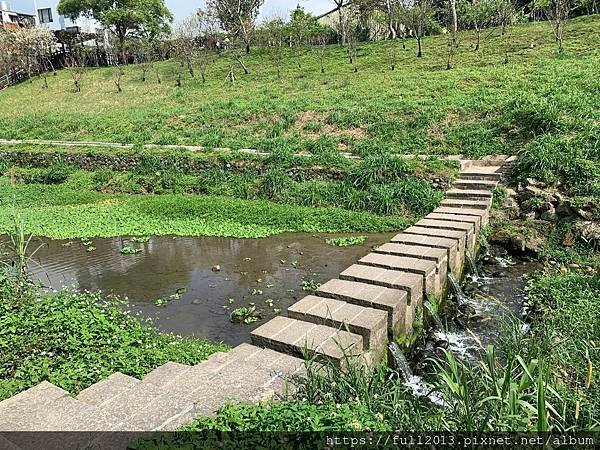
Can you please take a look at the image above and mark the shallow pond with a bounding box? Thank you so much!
[19,233,394,346]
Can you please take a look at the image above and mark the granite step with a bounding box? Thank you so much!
[316,279,410,335]
[0,382,69,431]
[91,378,195,431]
[440,198,491,210]
[77,372,141,407]
[241,343,307,379]
[445,189,494,200]
[416,218,476,251]
[183,348,306,416]
[453,178,498,191]
[158,345,262,396]
[44,396,123,431]
[141,362,194,389]
[400,227,467,271]
[433,206,489,227]
[460,171,502,182]
[251,316,364,368]
[229,344,307,397]
[405,224,469,254]
[142,350,230,390]
[118,390,197,431]
[288,295,388,361]
[339,264,423,310]
[426,212,482,234]
[374,243,448,291]
[359,252,443,298]
[470,156,509,167]
[149,344,304,418]
[390,233,462,276]
[0,386,122,433]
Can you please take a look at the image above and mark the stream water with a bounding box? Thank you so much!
[429,256,542,360]
[10,233,394,346]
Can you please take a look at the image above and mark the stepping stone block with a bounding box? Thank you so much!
[403,225,468,260]
[446,188,493,200]
[375,243,448,294]
[413,220,475,253]
[390,233,462,276]
[434,206,489,227]
[339,264,423,307]
[316,279,410,336]
[288,295,387,362]
[426,212,482,234]
[358,253,441,298]
[251,316,364,368]
[453,179,498,191]
[441,198,491,210]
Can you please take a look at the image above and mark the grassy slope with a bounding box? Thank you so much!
[0,17,598,159]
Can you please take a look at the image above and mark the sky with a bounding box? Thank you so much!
[165,0,333,23]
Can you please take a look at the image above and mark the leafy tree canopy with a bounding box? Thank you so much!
[57,0,173,42]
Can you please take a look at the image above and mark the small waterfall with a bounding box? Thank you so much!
[465,250,480,280]
[388,342,413,382]
[448,272,469,305]
[388,342,449,407]
[424,301,444,331]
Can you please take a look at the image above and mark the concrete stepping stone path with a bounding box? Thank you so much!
[0,157,513,438]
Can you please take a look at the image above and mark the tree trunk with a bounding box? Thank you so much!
[417,37,422,57]
[386,0,397,40]
[475,28,481,51]
[450,0,458,46]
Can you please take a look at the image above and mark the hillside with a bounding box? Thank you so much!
[0,16,598,160]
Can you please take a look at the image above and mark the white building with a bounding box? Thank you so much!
[1,1,35,29]
[6,0,97,32]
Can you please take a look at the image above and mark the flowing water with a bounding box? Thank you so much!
[388,342,447,407]
[447,272,469,305]
[423,301,444,331]
[388,342,413,382]
[465,250,481,281]
[435,258,542,360]
[6,232,394,346]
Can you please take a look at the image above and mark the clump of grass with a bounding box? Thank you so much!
[120,246,142,255]
[230,306,260,324]
[326,236,367,247]
[257,168,291,201]
[492,186,508,209]
[346,154,416,189]
[12,165,72,185]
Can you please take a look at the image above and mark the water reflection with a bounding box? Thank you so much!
[18,233,394,346]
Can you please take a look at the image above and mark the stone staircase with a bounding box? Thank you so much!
[0,156,512,442]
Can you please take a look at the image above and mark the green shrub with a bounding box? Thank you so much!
[17,165,72,185]
[512,130,600,197]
